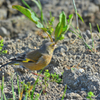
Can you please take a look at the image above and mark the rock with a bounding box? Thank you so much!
[93,0,100,6]
[81,32,89,41]
[88,3,99,13]
[0,20,13,34]
[86,30,91,39]
[83,10,94,17]
[0,9,7,19]
[54,45,67,53]
[97,93,100,98]
[96,12,100,20]
[63,68,85,89]
[0,27,10,37]
[66,32,74,38]
[80,91,87,98]
[51,67,62,75]
[0,0,4,7]
[63,68,100,93]
[66,92,83,99]
[7,1,19,18]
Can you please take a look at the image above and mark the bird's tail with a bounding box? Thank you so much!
[0,61,19,68]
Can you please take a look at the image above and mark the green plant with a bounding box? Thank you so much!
[12,0,73,44]
[97,24,100,33]
[44,70,63,84]
[87,91,95,100]
[96,24,100,39]
[11,74,16,100]
[0,73,42,100]
[1,73,7,100]
[89,23,96,52]
[71,0,96,52]
[50,72,62,83]
[43,69,50,88]
[61,85,67,100]
[17,74,20,99]
[72,0,84,29]
[0,39,7,55]
[20,69,44,100]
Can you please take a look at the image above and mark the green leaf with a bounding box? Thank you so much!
[86,97,90,99]
[88,91,95,96]
[65,14,73,32]
[36,21,43,28]
[59,11,67,26]
[34,94,40,100]
[77,13,84,23]
[32,0,44,23]
[63,25,68,32]
[0,39,3,43]
[12,5,43,28]
[59,34,65,40]
[54,12,73,42]
[97,24,100,33]
[2,50,7,54]
[12,5,37,23]
[55,22,61,40]
[0,44,3,47]
[55,11,67,42]
[0,47,2,50]
[69,14,73,19]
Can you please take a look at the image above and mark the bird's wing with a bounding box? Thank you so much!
[10,54,26,62]
[1,50,43,68]
[26,50,42,62]
[9,50,42,63]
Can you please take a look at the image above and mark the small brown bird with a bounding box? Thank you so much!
[1,42,56,70]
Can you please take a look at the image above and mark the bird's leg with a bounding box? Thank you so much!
[26,69,44,77]
[31,72,44,77]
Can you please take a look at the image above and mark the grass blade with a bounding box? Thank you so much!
[31,68,44,100]
[89,23,94,50]
[11,74,16,100]
[1,73,4,100]
[97,24,100,33]
[77,13,84,23]
[17,74,20,99]
[61,85,67,100]
[32,0,43,23]
[72,0,79,28]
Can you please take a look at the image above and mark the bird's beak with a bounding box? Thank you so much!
[50,42,57,49]
[54,44,57,48]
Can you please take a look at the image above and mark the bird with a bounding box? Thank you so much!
[0,42,56,71]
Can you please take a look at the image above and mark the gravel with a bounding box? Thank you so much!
[0,29,100,99]
[0,0,100,100]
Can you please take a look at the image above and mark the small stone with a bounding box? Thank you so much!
[86,30,91,39]
[78,68,84,73]
[67,32,73,38]
[97,93,100,98]
[81,32,88,41]
[66,92,82,99]
[0,0,4,7]
[0,27,10,37]
[0,9,7,19]
[94,0,100,6]
[88,3,99,13]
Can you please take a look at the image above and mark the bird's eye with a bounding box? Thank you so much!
[51,44,56,48]
[52,44,54,47]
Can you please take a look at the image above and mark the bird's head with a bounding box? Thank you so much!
[40,42,56,55]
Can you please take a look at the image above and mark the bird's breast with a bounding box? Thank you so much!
[21,54,52,71]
